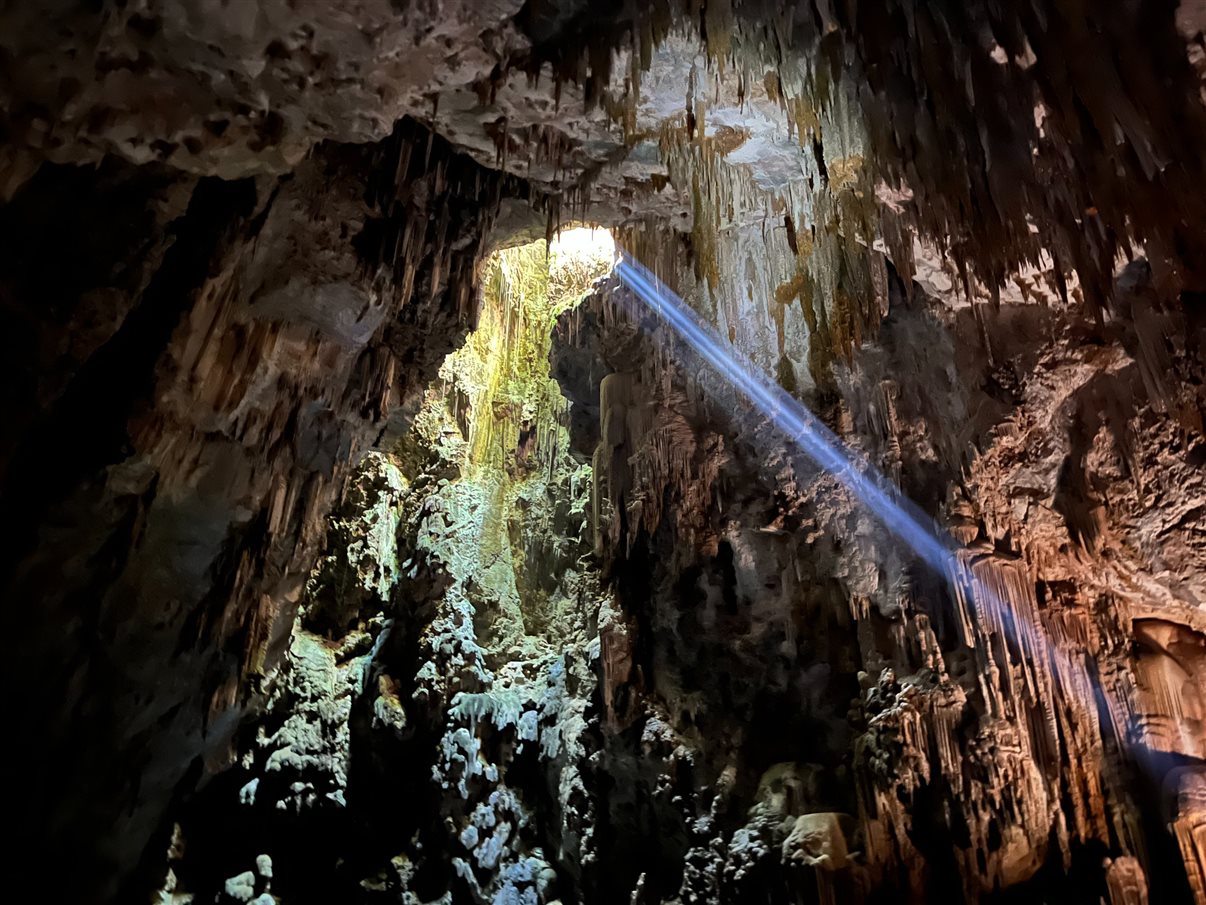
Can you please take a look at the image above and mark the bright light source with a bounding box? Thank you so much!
[549,226,616,262]
[547,228,617,315]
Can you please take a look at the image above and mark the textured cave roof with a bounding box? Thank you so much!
[0,1,846,244]
[5,1,1206,317]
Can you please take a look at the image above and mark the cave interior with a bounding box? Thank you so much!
[4,2,1206,904]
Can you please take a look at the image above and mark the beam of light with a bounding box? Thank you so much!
[614,253,1038,660]
[614,251,1181,803]
[616,255,954,572]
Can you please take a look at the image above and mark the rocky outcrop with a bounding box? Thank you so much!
[545,246,1206,901]
[160,228,1206,904]
[159,236,609,904]
[0,123,524,903]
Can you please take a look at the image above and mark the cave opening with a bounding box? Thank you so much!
[166,225,618,904]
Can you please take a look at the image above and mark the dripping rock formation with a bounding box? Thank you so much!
[4,2,1206,903]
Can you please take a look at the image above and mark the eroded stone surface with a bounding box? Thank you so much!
[0,123,522,903]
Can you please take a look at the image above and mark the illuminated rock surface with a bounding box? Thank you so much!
[5,2,1206,903]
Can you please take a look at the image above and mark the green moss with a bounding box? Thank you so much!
[403,232,612,651]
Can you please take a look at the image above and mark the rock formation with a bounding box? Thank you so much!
[5,1,1206,903]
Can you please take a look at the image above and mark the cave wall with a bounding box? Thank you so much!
[555,228,1206,901]
[0,123,526,903]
